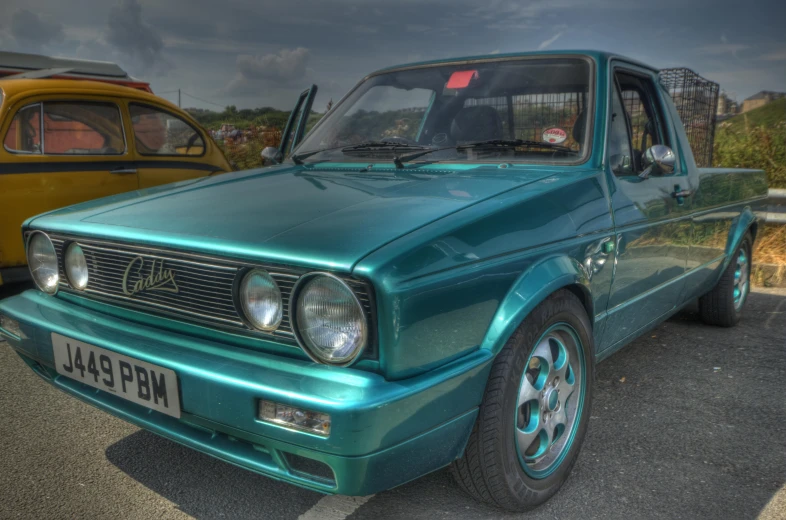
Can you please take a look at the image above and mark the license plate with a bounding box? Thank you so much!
[52,333,181,418]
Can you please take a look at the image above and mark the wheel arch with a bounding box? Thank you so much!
[480,254,593,356]
[724,207,758,268]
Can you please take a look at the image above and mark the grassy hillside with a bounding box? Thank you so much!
[720,98,786,132]
[714,98,786,188]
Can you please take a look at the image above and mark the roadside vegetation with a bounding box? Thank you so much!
[188,106,323,169]
[187,106,293,131]
[714,98,786,280]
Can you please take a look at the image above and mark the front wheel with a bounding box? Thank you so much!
[451,289,594,511]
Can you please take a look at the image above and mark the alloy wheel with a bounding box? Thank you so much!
[514,323,585,478]
[733,248,750,310]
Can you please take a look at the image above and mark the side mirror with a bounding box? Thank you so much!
[641,145,676,178]
[261,147,283,166]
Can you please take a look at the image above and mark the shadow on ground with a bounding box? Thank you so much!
[101,290,785,519]
[105,430,323,519]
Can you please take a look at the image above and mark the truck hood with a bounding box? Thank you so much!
[30,164,557,271]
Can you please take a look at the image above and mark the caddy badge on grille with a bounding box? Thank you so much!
[122,256,179,296]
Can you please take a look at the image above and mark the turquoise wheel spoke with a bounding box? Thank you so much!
[733,247,749,310]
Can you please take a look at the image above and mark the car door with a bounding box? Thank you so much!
[127,102,228,189]
[0,97,138,273]
[600,65,692,351]
[279,85,318,157]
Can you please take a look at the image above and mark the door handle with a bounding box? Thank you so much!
[110,167,137,175]
[671,185,692,206]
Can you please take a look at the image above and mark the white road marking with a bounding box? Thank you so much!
[298,494,374,520]
[765,298,786,329]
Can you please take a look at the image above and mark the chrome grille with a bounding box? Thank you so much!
[49,236,374,347]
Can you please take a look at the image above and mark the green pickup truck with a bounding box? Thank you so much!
[0,50,767,511]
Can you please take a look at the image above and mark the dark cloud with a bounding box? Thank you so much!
[8,9,65,50]
[237,48,310,82]
[105,0,164,70]
[225,47,311,94]
[0,0,783,108]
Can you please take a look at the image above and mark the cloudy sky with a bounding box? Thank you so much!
[1,0,784,112]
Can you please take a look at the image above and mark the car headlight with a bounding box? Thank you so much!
[64,243,89,290]
[240,269,283,331]
[27,232,59,294]
[295,274,367,366]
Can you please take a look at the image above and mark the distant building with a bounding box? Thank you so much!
[717,91,739,117]
[742,91,786,113]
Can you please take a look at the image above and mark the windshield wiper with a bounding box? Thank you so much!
[294,139,576,169]
[393,146,457,168]
[292,141,428,166]
[392,139,577,168]
[341,141,434,169]
[342,141,428,152]
[291,143,350,164]
[457,139,577,153]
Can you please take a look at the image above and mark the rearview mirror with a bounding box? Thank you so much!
[641,145,676,178]
[261,147,283,166]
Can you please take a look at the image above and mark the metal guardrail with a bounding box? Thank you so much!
[767,189,786,225]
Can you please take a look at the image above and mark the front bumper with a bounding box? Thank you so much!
[0,291,492,495]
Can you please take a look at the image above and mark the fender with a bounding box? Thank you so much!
[480,254,591,356]
[720,207,758,272]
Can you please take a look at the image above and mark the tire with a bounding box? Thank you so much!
[450,289,594,511]
[699,232,752,327]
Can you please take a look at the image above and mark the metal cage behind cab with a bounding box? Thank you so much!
[660,67,720,168]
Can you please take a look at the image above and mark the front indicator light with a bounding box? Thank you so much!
[258,400,331,437]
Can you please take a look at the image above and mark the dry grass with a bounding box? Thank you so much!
[754,225,786,265]
[753,225,786,286]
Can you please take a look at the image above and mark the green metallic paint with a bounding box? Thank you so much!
[480,255,591,355]
[356,170,614,378]
[12,348,478,495]
[0,51,769,496]
[0,289,492,457]
[27,164,562,273]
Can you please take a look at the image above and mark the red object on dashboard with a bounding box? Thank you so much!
[447,70,478,89]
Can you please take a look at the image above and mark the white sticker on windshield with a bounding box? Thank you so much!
[542,127,567,144]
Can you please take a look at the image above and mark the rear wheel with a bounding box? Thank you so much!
[699,233,752,327]
[451,290,594,511]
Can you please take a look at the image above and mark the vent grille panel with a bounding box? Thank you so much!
[49,236,374,349]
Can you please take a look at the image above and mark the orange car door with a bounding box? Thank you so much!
[127,102,226,189]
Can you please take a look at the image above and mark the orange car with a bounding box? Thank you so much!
[0,78,232,285]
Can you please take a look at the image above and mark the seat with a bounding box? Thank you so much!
[450,106,503,143]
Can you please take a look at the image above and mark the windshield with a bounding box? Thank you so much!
[296,57,593,164]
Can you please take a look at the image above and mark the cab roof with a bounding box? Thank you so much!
[0,78,179,111]
[370,50,658,77]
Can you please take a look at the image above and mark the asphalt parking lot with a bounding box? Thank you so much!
[1,282,784,520]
